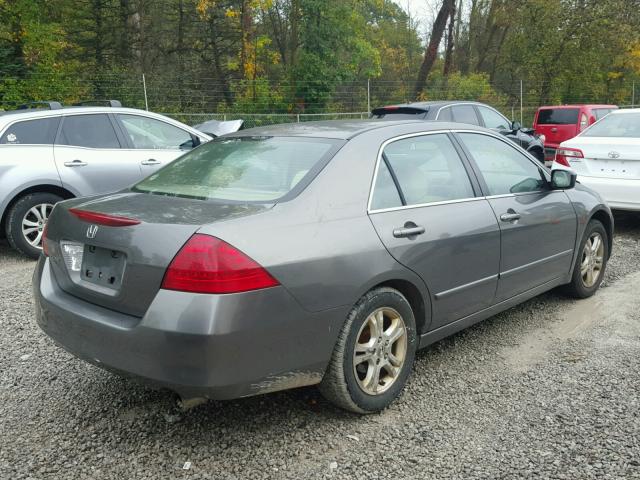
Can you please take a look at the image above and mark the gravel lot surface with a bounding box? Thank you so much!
[1,212,640,479]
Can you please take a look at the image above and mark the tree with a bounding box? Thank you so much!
[414,0,455,99]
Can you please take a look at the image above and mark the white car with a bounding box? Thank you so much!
[552,109,640,211]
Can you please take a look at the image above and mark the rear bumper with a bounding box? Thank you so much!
[33,257,348,399]
[578,176,640,211]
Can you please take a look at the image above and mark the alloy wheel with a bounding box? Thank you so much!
[581,232,604,288]
[21,203,54,249]
[353,307,408,395]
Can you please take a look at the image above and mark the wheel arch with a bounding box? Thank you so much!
[1,184,75,235]
[590,208,613,259]
[369,279,430,336]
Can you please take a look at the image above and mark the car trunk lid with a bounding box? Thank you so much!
[45,192,271,317]
[562,137,640,179]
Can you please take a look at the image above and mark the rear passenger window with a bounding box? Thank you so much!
[451,105,480,125]
[370,160,402,210]
[437,107,453,121]
[370,134,475,209]
[1,117,60,145]
[59,114,120,149]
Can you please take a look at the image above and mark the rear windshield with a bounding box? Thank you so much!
[581,112,640,138]
[132,136,342,202]
[537,108,579,125]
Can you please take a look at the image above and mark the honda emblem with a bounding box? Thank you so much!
[86,224,99,239]
[608,151,620,159]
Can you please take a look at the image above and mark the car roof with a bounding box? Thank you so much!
[372,100,487,114]
[537,104,618,110]
[607,108,639,115]
[0,106,155,121]
[230,119,491,140]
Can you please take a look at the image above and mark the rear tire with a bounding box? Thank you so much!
[6,192,62,259]
[564,219,608,298]
[319,287,417,413]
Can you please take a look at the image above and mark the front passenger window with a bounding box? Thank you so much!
[118,114,194,150]
[458,133,546,195]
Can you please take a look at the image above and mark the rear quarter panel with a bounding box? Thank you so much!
[0,145,62,221]
[196,125,433,320]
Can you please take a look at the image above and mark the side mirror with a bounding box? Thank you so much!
[551,169,577,189]
[511,120,522,131]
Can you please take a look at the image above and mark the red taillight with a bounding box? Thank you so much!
[161,234,279,294]
[42,222,49,257]
[69,208,141,227]
[555,147,583,167]
[579,113,588,131]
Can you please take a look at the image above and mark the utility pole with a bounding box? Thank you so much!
[520,80,523,125]
[142,74,149,111]
[367,79,371,114]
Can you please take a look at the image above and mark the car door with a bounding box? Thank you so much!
[455,132,577,302]
[368,132,501,330]
[53,113,143,196]
[114,113,199,177]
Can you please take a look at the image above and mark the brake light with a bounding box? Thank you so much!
[555,147,583,167]
[69,208,141,227]
[161,234,279,294]
[42,222,50,257]
[579,113,588,131]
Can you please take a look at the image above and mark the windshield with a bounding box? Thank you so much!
[581,112,640,138]
[133,136,342,202]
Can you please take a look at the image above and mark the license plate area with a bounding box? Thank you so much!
[591,159,639,177]
[80,245,126,290]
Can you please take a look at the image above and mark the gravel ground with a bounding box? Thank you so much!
[1,212,640,480]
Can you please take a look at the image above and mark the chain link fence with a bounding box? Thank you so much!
[1,73,638,127]
[164,112,370,128]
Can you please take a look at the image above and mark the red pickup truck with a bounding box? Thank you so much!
[533,104,618,163]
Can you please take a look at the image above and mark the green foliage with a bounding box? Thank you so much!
[1,0,639,115]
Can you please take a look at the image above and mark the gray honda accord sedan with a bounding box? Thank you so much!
[34,120,612,413]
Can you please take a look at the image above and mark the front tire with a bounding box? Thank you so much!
[6,192,62,259]
[564,219,608,298]
[319,287,417,413]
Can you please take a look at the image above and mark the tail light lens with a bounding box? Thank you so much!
[555,147,583,167]
[69,208,140,227]
[161,234,279,294]
[579,113,588,131]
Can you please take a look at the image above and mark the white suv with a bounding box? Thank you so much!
[0,102,211,258]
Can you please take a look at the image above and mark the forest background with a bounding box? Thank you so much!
[1,0,640,125]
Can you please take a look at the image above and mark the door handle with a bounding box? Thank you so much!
[551,127,557,133]
[63,160,87,167]
[393,225,425,238]
[500,212,521,222]
[141,159,161,165]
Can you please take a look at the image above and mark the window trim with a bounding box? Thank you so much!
[451,130,551,197]
[367,130,484,214]
[55,112,123,149]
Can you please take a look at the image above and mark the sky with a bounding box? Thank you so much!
[391,0,435,38]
